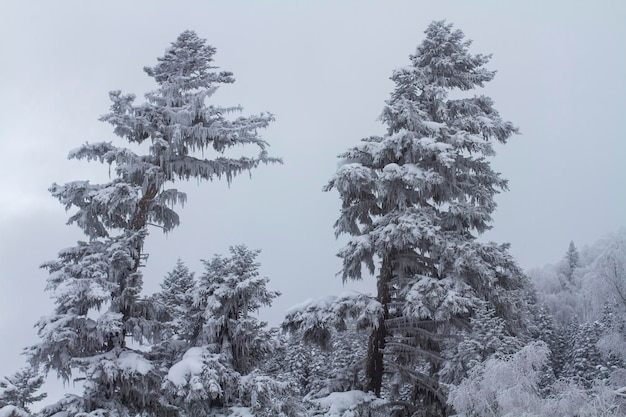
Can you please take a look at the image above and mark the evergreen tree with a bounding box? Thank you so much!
[280,335,321,397]
[281,292,376,399]
[151,259,199,384]
[27,31,279,416]
[441,305,522,386]
[280,326,367,400]
[195,246,279,374]
[0,367,47,412]
[565,241,580,279]
[158,259,198,345]
[562,321,610,386]
[163,246,296,416]
[596,301,626,373]
[559,241,580,287]
[534,308,565,380]
[325,20,528,414]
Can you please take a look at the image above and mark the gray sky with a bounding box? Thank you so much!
[1,0,624,387]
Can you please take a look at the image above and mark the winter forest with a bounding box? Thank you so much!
[1,18,625,417]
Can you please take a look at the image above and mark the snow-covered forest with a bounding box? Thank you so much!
[1,10,625,417]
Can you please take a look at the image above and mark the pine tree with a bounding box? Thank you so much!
[325,20,528,414]
[566,241,580,278]
[441,305,522,386]
[280,327,367,400]
[281,292,377,399]
[559,241,580,286]
[162,246,296,416]
[562,321,609,386]
[158,259,198,345]
[27,31,279,416]
[596,301,626,373]
[0,367,47,413]
[534,307,565,379]
[150,259,199,384]
[195,246,279,374]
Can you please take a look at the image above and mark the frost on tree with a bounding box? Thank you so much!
[282,291,381,349]
[448,340,626,417]
[157,259,198,347]
[280,292,380,398]
[27,31,279,417]
[440,304,522,386]
[0,367,47,413]
[162,246,298,416]
[150,259,199,379]
[325,20,529,413]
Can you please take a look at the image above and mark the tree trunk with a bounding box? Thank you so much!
[365,253,393,395]
[112,185,158,350]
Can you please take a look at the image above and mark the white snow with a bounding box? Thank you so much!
[167,347,207,386]
[116,350,153,375]
[312,390,377,416]
[212,407,254,417]
[0,406,30,417]
[285,295,337,316]
[422,120,445,131]
[227,406,255,417]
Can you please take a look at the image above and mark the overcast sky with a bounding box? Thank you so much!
[1,0,624,386]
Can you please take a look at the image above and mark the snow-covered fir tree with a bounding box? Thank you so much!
[163,246,299,416]
[157,259,198,347]
[194,246,278,374]
[150,259,200,388]
[440,304,522,386]
[27,31,279,417]
[281,292,378,399]
[561,241,580,284]
[561,320,610,386]
[0,367,47,413]
[597,301,626,371]
[325,20,530,415]
[280,322,368,400]
[534,307,565,380]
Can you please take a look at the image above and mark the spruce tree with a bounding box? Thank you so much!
[151,259,199,382]
[194,246,279,375]
[562,321,610,386]
[0,367,47,413]
[441,305,522,386]
[534,307,565,379]
[566,241,580,275]
[28,31,279,416]
[559,241,580,286]
[281,292,378,398]
[325,20,528,414]
[158,259,198,344]
[162,246,295,416]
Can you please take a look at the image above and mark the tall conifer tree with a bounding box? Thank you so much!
[326,21,529,414]
[28,31,279,416]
